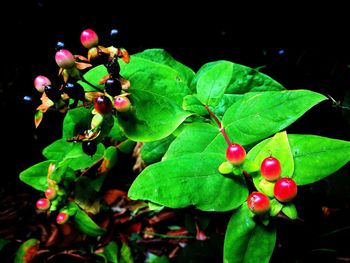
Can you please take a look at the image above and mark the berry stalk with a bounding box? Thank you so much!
[204,105,231,145]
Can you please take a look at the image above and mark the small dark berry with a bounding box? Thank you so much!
[105,78,122,97]
[44,85,62,102]
[82,140,97,156]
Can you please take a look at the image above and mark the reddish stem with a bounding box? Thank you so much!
[205,105,231,145]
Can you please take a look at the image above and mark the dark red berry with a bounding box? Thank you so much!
[44,85,62,102]
[247,191,270,215]
[94,95,113,115]
[274,177,298,202]
[56,211,69,224]
[36,198,50,210]
[105,78,122,97]
[260,156,281,181]
[44,188,57,200]
[226,143,246,165]
[82,140,97,156]
[114,96,131,112]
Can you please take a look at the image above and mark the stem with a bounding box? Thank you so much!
[81,75,104,92]
[205,105,231,145]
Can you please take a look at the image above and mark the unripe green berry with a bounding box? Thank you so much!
[218,161,234,174]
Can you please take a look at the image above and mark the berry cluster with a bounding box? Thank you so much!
[218,142,298,218]
[35,185,69,225]
[248,155,297,216]
[33,28,133,156]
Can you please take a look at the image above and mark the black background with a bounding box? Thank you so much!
[1,1,350,262]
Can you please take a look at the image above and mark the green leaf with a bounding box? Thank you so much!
[289,134,350,185]
[62,107,92,139]
[0,238,10,251]
[182,94,208,115]
[210,94,243,119]
[19,160,53,191]
[163,122,220,160]
[119,241,134,263]
[42,138,74,160]
[128,153,247,212]
[63,142,105,170]
[134,48,195,86]
[195,61,234,106]
[108,116,126,142]
[101,241,119,263]
[222,90,327,145]
[100,146,118,172]
[141,135,176,163]
[282,202,298,220]
[224,204,276,263]
[145,252,170,263]
[248,134,350,185]
[118,54,192,141]
[78,64,107,92]
[270,199,283,217]
[225,63,285,94]
[14,238,40,263]
[73,204,106,236]
[75,177,100,214]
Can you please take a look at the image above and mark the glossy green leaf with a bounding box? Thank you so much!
[225,63,285,94]
[145,252,170,263]
[224,204,276,263]
[210,94,243,119]
[128,153,247,211]
[134,48,195,86]
[73,204,106,236]
[14,238,40,263]
[248,134,350,185]
[78,64,107,92]
[63,142,105,170]
[62,107,92,139]
[182,94,208,115]
[163,122,221,160]
[108,116,126,142]
[141,135,176,163]
[195,61,233,106]
[19,160,53,191]
[289,134,350,185]
[118,54,192,141]
[282,202,298,220]
[101,146,118,171]
[0,238,10,251]
[222,90,327,145]
[42,138,74,160]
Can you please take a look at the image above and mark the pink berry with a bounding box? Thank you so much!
[274,177,298,202]
[80,29,99,49]
[36,198,50,210]
[44,188,57,200]
[247,191,270,215]
[34,75,51,93]
[55,49,75,69]
[56,211,69,224]
[226,143,246,165]
[114,96,131,112]
[260,156,282,181]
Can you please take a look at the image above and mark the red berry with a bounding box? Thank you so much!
[260,156,281,181]
[34,75,51,93]
[36,198,50,210]
[56,211,69,224]
[226,143,246,165]
[114,96,131,112]
[55,49,75,69]
[44,188,57,200]
[80,29,99,49]
[94,95,113,115]
[274,177,298,202]
[247,191,270,215]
